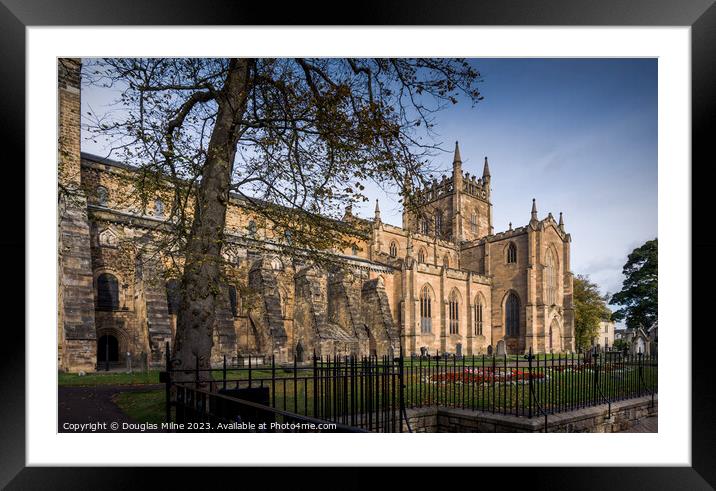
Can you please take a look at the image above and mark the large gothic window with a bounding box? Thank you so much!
[449,289,460,335]
[435,211,443,236]
[166,279,180,315]
[474,296,483,335]
[96,273,119,311]
[507,242,517,264]
[389,241,398,258]
[545,249,557,305]
[505,292,520,336]
[420,285,432,334]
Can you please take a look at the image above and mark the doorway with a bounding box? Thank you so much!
[97,334,119,363]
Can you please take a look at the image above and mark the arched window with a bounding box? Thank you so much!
[505,292,520,336]
[228,285,239,317]
[545,249,557,305]
[166,279,180,315]
[443,254,450,268]
[154,199,164,218]
[417,248,426,264]
[96,273,119,311]
[474,296,483,335]
[507,243,517,264]
[270,257,283,270]
[96,186,109,206]
[351,245,358,256]
[471,212,478,234]
[435,211,443,236]
[389,241,398,258]
[420,217,429,235]
[449,289,460,334]
[420,285,432,334]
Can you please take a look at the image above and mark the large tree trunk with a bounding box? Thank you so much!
[172,59,251,383]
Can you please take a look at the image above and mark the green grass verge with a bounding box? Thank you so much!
[58,370,161,387]
[113,389,166,425]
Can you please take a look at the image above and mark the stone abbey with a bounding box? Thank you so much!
[58,59,575,372]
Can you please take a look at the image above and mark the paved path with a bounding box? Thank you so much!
[58,384,163,433]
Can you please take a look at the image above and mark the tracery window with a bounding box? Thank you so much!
[389,241,398,258]
[507,243,517,264]
[96,273,119,311]
[449,290,460,335]
[474,297,483,335]
[505,292,520,336]
[420,285,432,334]
[545,249,557,305]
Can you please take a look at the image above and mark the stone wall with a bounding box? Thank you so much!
[402,396,657,433]
[58,58,97,372]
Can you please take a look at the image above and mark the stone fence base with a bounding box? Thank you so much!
[403,395,657,433]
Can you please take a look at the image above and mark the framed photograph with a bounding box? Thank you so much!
[4,0,713,486]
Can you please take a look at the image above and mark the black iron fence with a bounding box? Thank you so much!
[162,344,657,433]
[402,349,657,420]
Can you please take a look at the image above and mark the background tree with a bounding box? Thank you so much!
[609,239,658,330]
[84,58,483,381]
[573,274,612,350]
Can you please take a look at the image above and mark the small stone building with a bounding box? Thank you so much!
[58,59,576,372]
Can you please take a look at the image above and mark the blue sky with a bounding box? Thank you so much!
[354,58,658,306]
[81,58,657,312]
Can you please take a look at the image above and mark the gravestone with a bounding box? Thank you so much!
[495,339,507,356]
[420,346,428,357]
[456,343,462,357]
[486,345,493,356]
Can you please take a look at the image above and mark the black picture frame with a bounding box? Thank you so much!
[2,0,713,487]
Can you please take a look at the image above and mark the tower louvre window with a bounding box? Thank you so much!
[471,212,477,233]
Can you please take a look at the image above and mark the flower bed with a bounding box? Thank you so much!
[427,368,546,385]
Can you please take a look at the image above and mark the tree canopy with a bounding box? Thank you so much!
[83,58,484,379]
[573,274,612,350]
[609,239,658,330]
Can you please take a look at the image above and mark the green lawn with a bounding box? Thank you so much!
[58,370,161,387]
[113,389,166,425]
[110,363,657,426]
